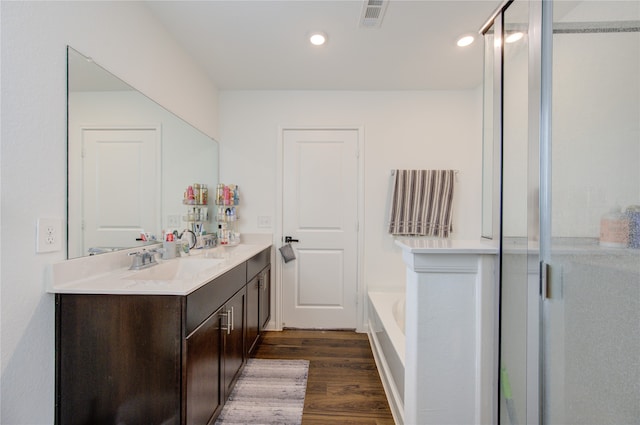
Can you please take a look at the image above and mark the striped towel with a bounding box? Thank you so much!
[388,169,455,237]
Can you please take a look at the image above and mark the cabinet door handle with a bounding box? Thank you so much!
[220,311,230,334]
[230,306,235,331]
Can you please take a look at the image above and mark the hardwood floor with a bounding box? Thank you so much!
[251,330,395,425]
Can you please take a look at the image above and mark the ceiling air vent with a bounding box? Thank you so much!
[359,0,389,28]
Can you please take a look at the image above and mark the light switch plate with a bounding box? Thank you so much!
[36,218,62,253]
[258,216,272,228]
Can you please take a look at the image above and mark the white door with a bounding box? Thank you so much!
[82,128,160,254]
[281,129,359,329]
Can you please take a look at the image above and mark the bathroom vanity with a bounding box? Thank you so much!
[51,243,271,425]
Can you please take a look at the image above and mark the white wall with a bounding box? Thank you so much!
[502,1,640,238]
[552,29,640,237]
[218,90,483,294]
[0,2,218,423]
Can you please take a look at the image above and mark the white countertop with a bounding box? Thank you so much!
[395,238,499,254]
[48,242,272,296]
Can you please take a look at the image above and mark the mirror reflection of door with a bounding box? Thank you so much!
[81,127,160,254]
[281,129,360,329]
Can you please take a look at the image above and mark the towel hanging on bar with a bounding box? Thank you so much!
[387,169,455,237]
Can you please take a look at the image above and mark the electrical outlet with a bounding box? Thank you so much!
[37,218,62,253]
[257,216,272,228]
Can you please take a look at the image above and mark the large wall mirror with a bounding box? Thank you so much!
[67,47,219,259]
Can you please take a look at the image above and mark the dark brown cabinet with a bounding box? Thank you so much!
[258,266,271,331]
[184,271,247,425]
[186,307,223,425]
[246,273,260,354]
[246,247,271,355]
[222,287,245,399]
[246,266,270,355]
[55,295,183,425]
[55,247,271,425]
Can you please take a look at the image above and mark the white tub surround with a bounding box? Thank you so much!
[368,291,406,425]
[396,238,498,425]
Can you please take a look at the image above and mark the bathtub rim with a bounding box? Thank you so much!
[367,290,406,425]
[368,291,406,364]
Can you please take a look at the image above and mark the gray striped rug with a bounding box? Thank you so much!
[215,359,309,425]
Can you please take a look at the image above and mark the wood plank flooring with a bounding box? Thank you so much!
[251,330,395,425]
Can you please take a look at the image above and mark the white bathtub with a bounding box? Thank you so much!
[367,291,405,425]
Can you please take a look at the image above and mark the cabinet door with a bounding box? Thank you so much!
[56,295,182,425]
[186,309,223,425]
[246,275,260,355]
[259,266,271,330]
[223,288,245,400]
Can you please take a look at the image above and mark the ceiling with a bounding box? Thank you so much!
[145,0,502,91]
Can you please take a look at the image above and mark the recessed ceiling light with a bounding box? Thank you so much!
[456,34,475,47]
[505,32,524,43]
[309,32,327,46]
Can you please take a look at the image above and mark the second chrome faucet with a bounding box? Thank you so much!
[128,249,159,270]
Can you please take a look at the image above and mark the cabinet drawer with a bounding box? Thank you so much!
[247,247,270,281]
[186,263,246,335]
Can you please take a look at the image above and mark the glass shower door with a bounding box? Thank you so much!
[542,1,640,423]
[497,1,538,424]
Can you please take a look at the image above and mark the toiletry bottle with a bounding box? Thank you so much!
[201,184,208,204]
[163,232,176,259]
[223,185,230,206]
[626,205,640,248]
[217,184,224,205]
[222,223,229,245]
[193,184,201,204]
[599,207,629,248]
[228,184,235,205]
[187,186,195,204]
[180,238,190,256]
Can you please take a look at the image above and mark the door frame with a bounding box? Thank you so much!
[275,125,365,332]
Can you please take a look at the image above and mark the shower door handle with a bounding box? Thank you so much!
[541,261,552,300]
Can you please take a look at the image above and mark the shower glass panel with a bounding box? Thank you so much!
[481,20,496,239]
[500,1,532,424]
[543,1,640,423]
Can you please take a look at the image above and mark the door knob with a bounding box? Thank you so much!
[284,236,299,243]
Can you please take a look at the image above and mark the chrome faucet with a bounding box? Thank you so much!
[128,249,159,270]
[88,247,116,255]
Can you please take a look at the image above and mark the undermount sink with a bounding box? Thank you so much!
[123,257,225,281]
